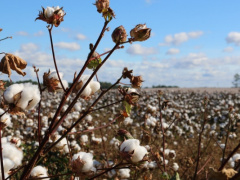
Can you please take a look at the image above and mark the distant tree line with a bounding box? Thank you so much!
[233,73,240,88]
[151,85,179,88]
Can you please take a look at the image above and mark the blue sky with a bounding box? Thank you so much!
[1,0,240,87]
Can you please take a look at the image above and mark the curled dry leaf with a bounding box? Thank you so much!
[43,70,61,92]
[209,167,237,180]
[0,53,27,78]
[0,80,6,90]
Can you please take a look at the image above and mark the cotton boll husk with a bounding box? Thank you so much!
[72,152,94,173]
[118,168,130,178]
[3,84,24,103]
[31,166,49,179]
[15,83,40,110]
[89,81,100,94]
[173,163,179,171]
[2,142,23,167]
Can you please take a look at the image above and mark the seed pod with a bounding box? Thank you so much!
[112,25,127,43]
[130,24,151,42]
[95,0,109,13]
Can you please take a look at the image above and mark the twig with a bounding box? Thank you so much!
[33,66,42,144]
[158,91,166,172]
[221,111,232,165]
[48,25,66,92]
[0,36,12,41]
[90,99,123,112]
[20,20,110,180]
[197,156,212,175]
[0,127,5,180]
[193,97,208,180]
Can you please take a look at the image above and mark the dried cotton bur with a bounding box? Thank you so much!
[0,53,27,78]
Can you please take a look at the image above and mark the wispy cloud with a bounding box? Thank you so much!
[16,31,29,36]
[166,48,180,55]
[126,44,158,55]
[75,33,87,40]
[226,32,240,46]
[54,42,80,51]
[159,31,203,46]
[34,31,44,37]
[223,46,234,53]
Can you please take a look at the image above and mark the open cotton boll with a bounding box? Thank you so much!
[80,84,92,97]
[173,163,179,171]
[89,81,100,94]
[2,142,23,167]
[118,168,130,179]
[31,166,49,179]
[74,102,82,111]
[0,108,12,127]
[72,152,95,173]
[120,139,148,163]
[3,84,24,103]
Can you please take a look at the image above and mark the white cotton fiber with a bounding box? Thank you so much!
[120,139,148,163]
[31,166,49,179]
[89,81,100,94]
[3,84,24,103]
[2,142,23,167]
[72,152,94,173]
[118,168,130,178]
[0,108,12,127]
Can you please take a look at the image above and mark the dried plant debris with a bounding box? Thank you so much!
[0,53,27,78]
[209,167,237,180]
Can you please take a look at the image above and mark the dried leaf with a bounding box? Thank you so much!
[0,53,27,78]
[9,106,25,116]
[209,167,237,180]
[0,80,6,90]
[13,91,22,104]
[43,70,61,92]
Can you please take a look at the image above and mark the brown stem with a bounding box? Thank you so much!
[221,112,232,165]
[193,98,208,180]
[20,21,110,180]
[197,156,212,175]
[5,165,26,180]
[0,127,5,180]
[158,94,166,172]
[33,66,42,144]
[0,36,12,41]
[28,172,72,179]
[48,25,66,92]
[43,74,123,155]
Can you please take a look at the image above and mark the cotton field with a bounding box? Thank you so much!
[1,88,240,179]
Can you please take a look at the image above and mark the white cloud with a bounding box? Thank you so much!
[76,33,87,40]
[166,48,180,55]
[126,44,158,55]
[223,47,234,53]
[159,31,203,46]
[16,31,29,36]
[54,42,80,51]
[19,43,39,52]
[226,32,240,46]
[34,31,44,36]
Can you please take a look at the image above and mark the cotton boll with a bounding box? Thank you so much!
[89,81,100,94]
[16,83,40,110]
[124,117,133,125]
[81,85,92,97]
[173,163,179,171]
[2,142,23,167]
[3,84,24,103]
[148,161,157,169]
[31,166,49,179]
[74,102,82,111]
[0,108,12,127]
[120,139,148,163]
[72,152,95,173]
[118,168,130,179]
[81,135,89,144]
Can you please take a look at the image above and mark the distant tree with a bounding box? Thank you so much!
[232,73,240,87]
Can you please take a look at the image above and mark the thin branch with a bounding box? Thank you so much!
[197,156,212,175]
[33,66,42,144]
[0,36,12,41]
[0,127,5,180]
[90,99,123,112]
[48,25,66,92]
